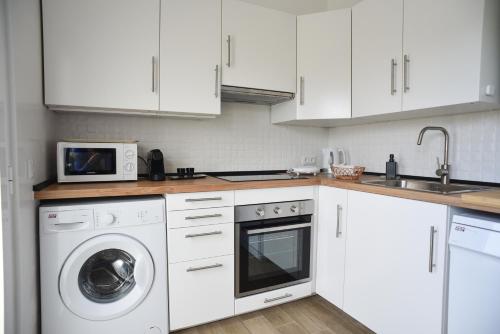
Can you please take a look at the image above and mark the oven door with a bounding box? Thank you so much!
[236,215,312,298]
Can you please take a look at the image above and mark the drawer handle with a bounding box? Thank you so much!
[185,231,222,238]
[185,214,223,220]
[185,197,223,202]
[186,263,223,272]
[264,293,293,304]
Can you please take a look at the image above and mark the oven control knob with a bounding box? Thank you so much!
[256,208,265,217]
[290,205,299,213]
[273,207,282,215]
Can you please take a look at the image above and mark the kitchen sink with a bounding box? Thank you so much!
[361,179,487,195]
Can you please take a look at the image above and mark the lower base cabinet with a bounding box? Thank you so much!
[316,186,348,308]
[168,255,235,330]
[343,191,447,334]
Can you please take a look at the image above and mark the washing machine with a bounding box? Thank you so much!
[39,196,168,334]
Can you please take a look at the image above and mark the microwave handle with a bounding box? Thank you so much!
[246,223,312,235]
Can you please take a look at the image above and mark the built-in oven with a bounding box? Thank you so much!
[235,200,313,298]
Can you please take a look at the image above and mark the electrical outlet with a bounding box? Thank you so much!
[301,156,317,166]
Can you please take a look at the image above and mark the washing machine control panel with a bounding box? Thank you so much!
[95,200,164,229]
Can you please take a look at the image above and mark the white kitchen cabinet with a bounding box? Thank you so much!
[401,0,499,112]
[352,0,499,119]
[167,223,234,263]
[351,0,403,118]
[168,255,234,331]
[343,191,447,334]
[166,191,234,211]
[272,9,351,124]
[42,0,160,112]
[316,186,348,309]
[160,0,221,115]
[222,0,296,93]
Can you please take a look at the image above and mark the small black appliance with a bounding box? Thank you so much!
[147,149,166,181]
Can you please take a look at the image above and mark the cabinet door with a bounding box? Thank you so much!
[160,0,221,115]
[297,10,351,120]
[169,255,234,330]
[344,191,447,334]
[42,0,160,111]
[222,0,296,93]
[316,186,348,308]
[352,0,403,118]
[402,0,485,111]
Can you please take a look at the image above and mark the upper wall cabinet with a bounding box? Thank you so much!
[352,0,500,118]
[352,0,403,118]
[221,0,296,93]
[401,0,498,112]
[43,0,222,116]
[160,0,221,115]
[42,0,161,112]
[272,9,351,124]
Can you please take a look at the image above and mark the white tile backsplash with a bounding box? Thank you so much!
[56,103,329,173]
[56,104,500,183]
[328,110,500,182]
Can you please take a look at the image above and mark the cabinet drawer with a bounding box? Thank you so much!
[169,255,235,331]
[167,206,234,229]
[166,191,234,211]
[168,223,234,263]
[235,282,312,315]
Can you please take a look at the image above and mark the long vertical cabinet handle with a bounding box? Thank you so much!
[391,59,397,95]
[300,76,305,105]
[336,204,342,238]
[226,35,231,67]
[428,226,437,273]
[214,65,219,98]
[403,54,410,92]
[151,56,156,93]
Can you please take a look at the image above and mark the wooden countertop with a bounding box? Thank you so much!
[34,175,500,214]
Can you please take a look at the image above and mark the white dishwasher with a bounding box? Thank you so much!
[448,212,500,334]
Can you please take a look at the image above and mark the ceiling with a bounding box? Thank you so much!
[239,0,362,14]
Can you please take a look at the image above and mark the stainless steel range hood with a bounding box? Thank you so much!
[221,85,295,105]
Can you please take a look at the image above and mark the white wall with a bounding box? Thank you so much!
[56,103,329,173]
[3,0,56,333]
[0,0,9,332]
[329,110,500,183]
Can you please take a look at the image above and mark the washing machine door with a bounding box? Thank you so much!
[59,234,155,321]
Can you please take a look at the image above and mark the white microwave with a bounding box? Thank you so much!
[57,142,138,183]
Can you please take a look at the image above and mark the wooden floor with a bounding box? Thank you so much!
[174,295,374,334]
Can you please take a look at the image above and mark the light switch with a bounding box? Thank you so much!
[27,159,34,179]
[486,85,496,97]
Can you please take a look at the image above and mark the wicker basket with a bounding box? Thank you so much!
[331,165,365,180]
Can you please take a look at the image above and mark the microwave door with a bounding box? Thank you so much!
[64,148,117,176]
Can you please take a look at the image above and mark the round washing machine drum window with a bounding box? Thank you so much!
[78,248,136,304]
[59,234,155,321]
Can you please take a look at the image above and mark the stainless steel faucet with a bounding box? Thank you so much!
[417,126,450,185]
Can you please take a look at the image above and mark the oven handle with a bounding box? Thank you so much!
[246,223,312,235]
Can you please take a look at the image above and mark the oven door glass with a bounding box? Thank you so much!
[64,148,117,175]
[237,215,311,297]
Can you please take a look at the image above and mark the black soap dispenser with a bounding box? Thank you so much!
[386,154,398,180]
